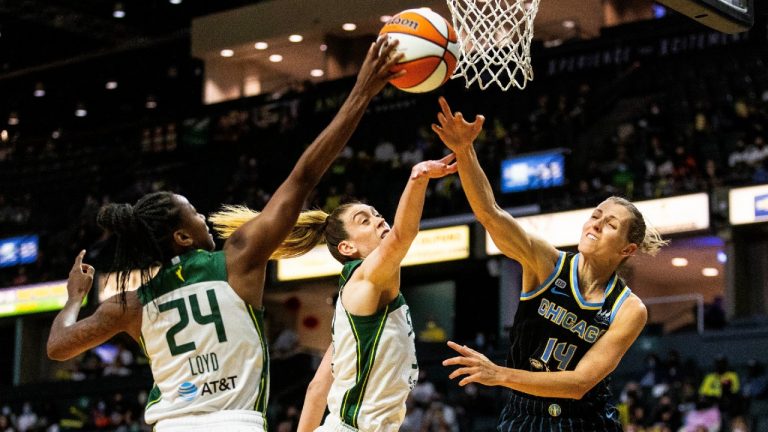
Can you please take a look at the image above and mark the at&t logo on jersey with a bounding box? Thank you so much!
[178,381,198,401]
[200,376,238,396]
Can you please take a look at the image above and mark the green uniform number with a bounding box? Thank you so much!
[158,289,228,356]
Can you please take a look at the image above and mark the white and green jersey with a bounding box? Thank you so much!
[137,250,269,427]
[325,260,419,432]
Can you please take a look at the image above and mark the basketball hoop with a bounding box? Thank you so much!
[445,0,540,91]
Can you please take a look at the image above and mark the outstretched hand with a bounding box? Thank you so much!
[431,97,485,152]
[443,340,504,387]
[67,250,95,300]
[410,153,458,180]
[354,36,406,98]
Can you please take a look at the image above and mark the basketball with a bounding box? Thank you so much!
[379,8,459,93]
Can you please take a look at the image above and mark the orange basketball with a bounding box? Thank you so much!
[379,8,459,93]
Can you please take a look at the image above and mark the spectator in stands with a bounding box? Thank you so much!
[651,395,682,430]
[639,353,666,394]
[700,354,744,429]
[400,396,424,432]
[16,403,37,432]
[743,359,768,431]
[700,355,740,400]
[420,395,459,432]
[703,296,727,330]
[683,398,721,432]
[0,413,13,432]
[412,370,438,407]
[374,140,398,166]
[418,318,447,343]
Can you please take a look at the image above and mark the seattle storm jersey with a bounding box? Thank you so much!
[325,260,419,432]
[507,251,631,404]
[137,250,269,426]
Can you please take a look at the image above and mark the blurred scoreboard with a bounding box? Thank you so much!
[0,235,38,268]
[0,280,85,318]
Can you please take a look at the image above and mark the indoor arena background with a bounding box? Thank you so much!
[1,1,767,431]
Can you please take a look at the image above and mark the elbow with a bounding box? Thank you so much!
[47,346,63,361]
[475,204,503,226]
[389,227,416,248]
[306,375,331,399]
[569,377,595,400]
[47,341,71,361]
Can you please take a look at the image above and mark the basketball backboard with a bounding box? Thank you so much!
[655,0,754,33]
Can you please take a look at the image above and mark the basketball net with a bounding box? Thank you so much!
[446,0,540,91]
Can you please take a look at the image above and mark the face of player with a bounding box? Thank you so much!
[578,200,637,262]
[337,203,391,260]
[173,194,215,251]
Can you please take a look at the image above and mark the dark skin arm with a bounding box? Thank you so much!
[47,251,142,361]
[224,37,404,308]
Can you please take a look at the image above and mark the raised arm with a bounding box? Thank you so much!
[431,97,558,282]
[47,251,141,360]
[443,295,647,399]
[297,345,334,432]
[225,38,404,270]
[360,154,457,287]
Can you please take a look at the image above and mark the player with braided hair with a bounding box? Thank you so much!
[46,37,404,432]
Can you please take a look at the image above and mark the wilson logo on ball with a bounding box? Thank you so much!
[379,8,459,93]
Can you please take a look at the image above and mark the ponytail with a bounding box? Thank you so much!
[209,205,330,260]
[605,196,669,257]
[638,224,668,257]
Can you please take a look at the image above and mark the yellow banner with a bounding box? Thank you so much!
[277,225,471,281]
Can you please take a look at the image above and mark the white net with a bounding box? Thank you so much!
[446,0,541,91]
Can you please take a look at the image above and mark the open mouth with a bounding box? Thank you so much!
[381,229,390,239]
[586,233,598,241]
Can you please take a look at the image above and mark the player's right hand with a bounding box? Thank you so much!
[410,153,458,180]
[432,97,485,152]
[354,36,405,98]
[67,250,95,300]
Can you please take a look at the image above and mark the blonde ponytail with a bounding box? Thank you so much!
[209,205,260,240]
[606,196,669,257]
[272,210,329,259]
[209,205,329,260]
[639,224,669,257]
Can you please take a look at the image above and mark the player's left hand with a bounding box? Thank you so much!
[410,153,458,180]
[443,340,504,387]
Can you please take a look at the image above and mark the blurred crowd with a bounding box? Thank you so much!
[2,337,767,432]
[618,352,768,432]
[2,42,767,291]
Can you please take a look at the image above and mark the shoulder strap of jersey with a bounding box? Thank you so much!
[339,259,363,290]
[520,250,568,301]
[137,249,227,305]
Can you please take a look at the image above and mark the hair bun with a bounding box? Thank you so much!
[97,203,136,234]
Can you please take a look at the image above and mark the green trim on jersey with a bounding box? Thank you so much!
[340,302,390,427]
[140,326,164,414]
[137,250,227,305]
[336,259,409,427]
[138,336,150,362]
[339,259,363,288]
[247,304,270,426]
[145,384,162,412]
